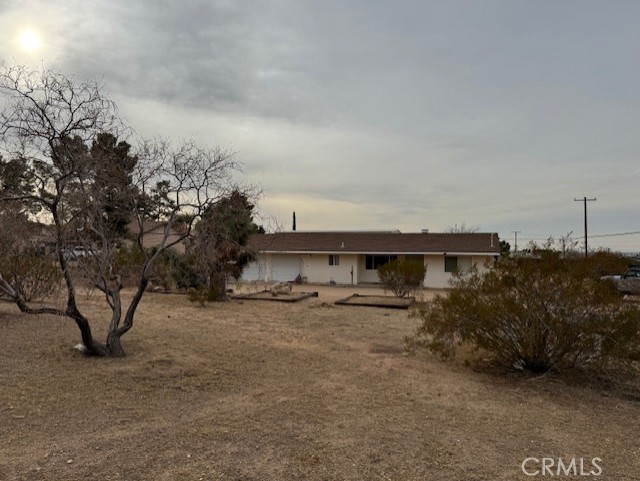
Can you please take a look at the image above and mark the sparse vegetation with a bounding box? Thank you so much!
[408,250,640,373]
[0,64,247,356]
[1,288,639,479]
[1,252,61,302]
[446,222,480,233]
[0,207,60,301]
[186,284,220,306]
[378,259,427,298]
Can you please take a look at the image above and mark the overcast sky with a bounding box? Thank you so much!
[2,0,640,251]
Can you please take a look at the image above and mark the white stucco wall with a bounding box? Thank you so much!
[358,254,426,285]
[424,254,496,288]
[242,252,497,287]
[473,255,494,273]
[357,256,379,283]
[424,255,446,288]
[301,254,358,285]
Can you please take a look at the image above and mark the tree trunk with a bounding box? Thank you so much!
[103,276,150,357]
[106,331,126,357]
[209,270,228,302]
[71,313,105,356]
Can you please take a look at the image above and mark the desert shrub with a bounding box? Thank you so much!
[152,248,199,290]
[187,284,223,306]
[582,250,632,277]
[112,244,146,278]
[408,251,640,373]
[1,252,61,301]
[378,259,427,298]
[112,245,199,290]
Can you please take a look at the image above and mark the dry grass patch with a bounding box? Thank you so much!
[1,290,639,480]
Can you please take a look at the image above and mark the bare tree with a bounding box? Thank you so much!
[445,222,480,233]
[0,64,242,356]
[83,139,239,355]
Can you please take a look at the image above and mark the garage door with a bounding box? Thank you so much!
[271,256,301,282]
[241,261,265,281]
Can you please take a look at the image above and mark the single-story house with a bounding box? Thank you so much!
[126,220,187,254]
[242,231,501,289]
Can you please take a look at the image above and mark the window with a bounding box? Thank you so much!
[458,256,473,273]
[444,256,458,273]
[329,255,340,266]
[445,256,473,273]
[365,255,397,270]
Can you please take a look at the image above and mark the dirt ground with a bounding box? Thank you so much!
[1,285,639,480]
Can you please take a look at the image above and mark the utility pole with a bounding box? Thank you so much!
[511,230,521,254]
[574,197,596,257]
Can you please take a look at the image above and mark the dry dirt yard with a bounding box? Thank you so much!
[1,285,639,481]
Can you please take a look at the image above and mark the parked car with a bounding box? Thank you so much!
[616,266,640,295]
[63,246,91,261]
[603,266,640,295]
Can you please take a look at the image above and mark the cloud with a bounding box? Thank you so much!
[1,0,640,250]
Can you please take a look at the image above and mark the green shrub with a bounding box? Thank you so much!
[408,252,640,373]
[378,259,427,298]
[152,248,198,290]
[112,245,199,290]
[112,244,146,277]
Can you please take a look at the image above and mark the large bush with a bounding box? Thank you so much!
[378,259,427,298]
[0,252,60,301]
[408,252,640,373]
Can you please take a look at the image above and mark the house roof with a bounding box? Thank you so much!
[126,220,188,236]
[126,220,169,235]
[247,232,501,255]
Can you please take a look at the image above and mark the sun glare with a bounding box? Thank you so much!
[18,28,41,52]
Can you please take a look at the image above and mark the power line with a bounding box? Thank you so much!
[588,163,640,195]
[591,230,640,239]
[516,230,640,242]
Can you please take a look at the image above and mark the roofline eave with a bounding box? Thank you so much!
[257,250,501,256]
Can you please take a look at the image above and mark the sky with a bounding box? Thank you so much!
[1,0,640,252]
